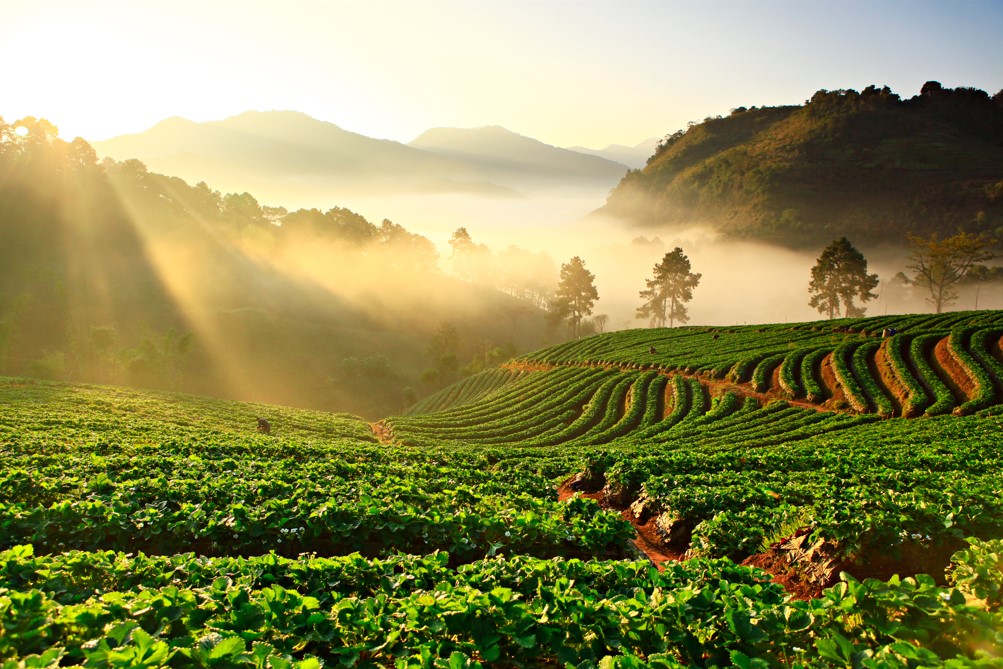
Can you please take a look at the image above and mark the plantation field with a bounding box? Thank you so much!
[3,311,1003,667]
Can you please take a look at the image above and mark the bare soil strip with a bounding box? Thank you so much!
[819,353,848,409]
[871,342,905,416]
[932,337,975,403]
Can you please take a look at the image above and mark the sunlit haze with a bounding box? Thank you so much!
[2,0,1003,417]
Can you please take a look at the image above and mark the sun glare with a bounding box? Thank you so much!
[14,126,29,137]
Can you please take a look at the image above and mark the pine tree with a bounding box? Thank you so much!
[636,248,701,328]
[549,256,599,338]
[808,237,879,319]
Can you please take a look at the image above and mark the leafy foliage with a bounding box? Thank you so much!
[549,256,599,338]
[808,237,879,319]
[602,83,1003,248]
[907,230,999,313]
[636,248,701,328]
[6,310,1003,665]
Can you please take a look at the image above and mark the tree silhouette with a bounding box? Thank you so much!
[808,237,879,319]
[636,248,701,328]
[425,321,460,388]
[907,231,998,313]
[448,227,492,284]
[549,256,599,338]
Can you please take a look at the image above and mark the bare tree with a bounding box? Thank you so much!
[907,231,998,313]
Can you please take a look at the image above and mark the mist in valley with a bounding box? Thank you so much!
[330,185,1002,336]
[3,108,1002,420]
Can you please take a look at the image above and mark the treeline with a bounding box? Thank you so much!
[0,116,555,417]
[602,82,1003,248]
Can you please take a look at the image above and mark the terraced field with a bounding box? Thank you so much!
[3,311,1003,667]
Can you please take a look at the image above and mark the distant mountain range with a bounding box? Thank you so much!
[569,138,660,169]
[93,111,631,205]
[600,83,1003,249]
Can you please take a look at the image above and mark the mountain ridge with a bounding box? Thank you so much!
[599,83,1003,249]
[93,111,628,204]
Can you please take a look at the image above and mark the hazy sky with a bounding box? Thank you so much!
[3,0,1002,149]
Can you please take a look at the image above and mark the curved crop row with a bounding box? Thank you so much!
[910,334,955,416]
[578,372,659,445]
[884,334,931,417]
[951,328,997,415]
[852,340,895,417]
[831,343,870,413]
[751,353,786,393]
[405,368,520,415]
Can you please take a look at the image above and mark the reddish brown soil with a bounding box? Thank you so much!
[370,422,393,444]
[769,364,782,393]
[661,380,674,419]
[558,477,965,600]
[741,552,825,600]
[558,479,681,570]
[629,512,687,566]
[933,337,975,402]
[872,342,905,417]
[819,353,847,408]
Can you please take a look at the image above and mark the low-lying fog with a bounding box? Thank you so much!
[325,187,1001,330]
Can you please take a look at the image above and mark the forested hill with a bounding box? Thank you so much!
[600,82,1003,249]
[0,117,556,418]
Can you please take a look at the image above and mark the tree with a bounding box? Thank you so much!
[906,231,998,313]
[425,321,460,388]
[808,238,879,319]
[636,248,701,328]
[448,227,492,284]
[549,256,599,338]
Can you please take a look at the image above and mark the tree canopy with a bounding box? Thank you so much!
[636,248,701,328]
[906,231,998,313]
[550,257,599,338]
[602,82,1003,248]
[808,238,879,319]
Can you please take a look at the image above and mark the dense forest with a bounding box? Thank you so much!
[601,82,1003,248]
[0,117,558,417]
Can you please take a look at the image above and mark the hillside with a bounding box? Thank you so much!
[3,309,1003,665]
[0,115,556,418]
[93,111,627,202]
[600,83,1003,248]
[409,125,628,186]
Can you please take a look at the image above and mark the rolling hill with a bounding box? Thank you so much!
[93,111,629,203]
[409,125,628,187]
[0,115,557,419]
[600,83,1003,249]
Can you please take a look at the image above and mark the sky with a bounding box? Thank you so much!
[3,0,1002,150]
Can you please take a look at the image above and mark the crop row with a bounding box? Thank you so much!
[582,412,1003,562]
[520,311,1003,372]
[3,544,1002,668]
[405,369,521,415]
[0,437,632,561]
